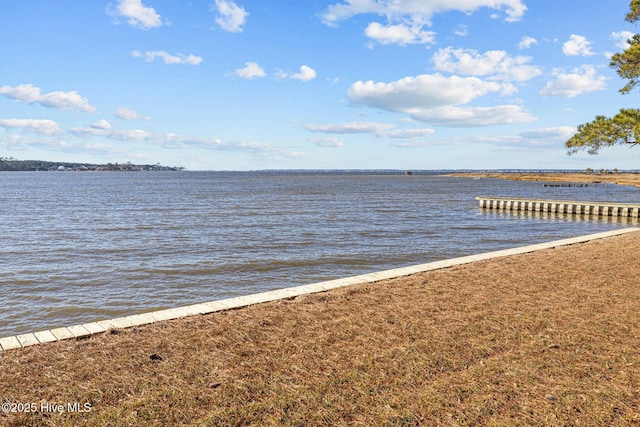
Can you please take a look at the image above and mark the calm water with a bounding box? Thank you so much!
[1,171,638,336]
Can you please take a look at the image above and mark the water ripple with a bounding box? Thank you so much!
[1,171,638,336]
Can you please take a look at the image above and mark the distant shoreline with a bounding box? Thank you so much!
[446,171,640,188]
[0,158,184,172]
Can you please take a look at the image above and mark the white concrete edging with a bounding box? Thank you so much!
[1,227,638,352]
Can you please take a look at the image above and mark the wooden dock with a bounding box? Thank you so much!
[476,197,640,218]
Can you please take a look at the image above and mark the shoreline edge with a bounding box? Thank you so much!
[2,227,639,352]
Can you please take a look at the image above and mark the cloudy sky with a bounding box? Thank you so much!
[1,0,638,170]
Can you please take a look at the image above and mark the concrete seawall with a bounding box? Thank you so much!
[1,228,638,352]
[477,197,640,218]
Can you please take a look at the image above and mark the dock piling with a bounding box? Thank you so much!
[476,197,640,220]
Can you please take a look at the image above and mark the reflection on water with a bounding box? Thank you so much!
[479,208,640,226]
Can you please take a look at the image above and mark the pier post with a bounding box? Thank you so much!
[476,197,640,220]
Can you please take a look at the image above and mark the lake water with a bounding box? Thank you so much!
[1,171,638,337]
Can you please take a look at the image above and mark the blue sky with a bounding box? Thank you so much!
[1,0,638,170]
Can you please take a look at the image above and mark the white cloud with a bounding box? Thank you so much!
[217,140,304,161]
[539,65,608,98]
[611,31,635,49]
[320,0,524,46]
[451,132,569,151]
[0,84,96,113]
[110,0,162,29]
[518,36,537,49]
[453,24,468,37]
[213,0,248,33]
[0,134,68,151]
[390,140,435,148]
[520,126,576,140]
[80,142,129,156]
[114,107,147,120]
[234,62,266,79]
[408,105,535,127]
[562,34,594,56]
[432,47,542,82]
[346,74,535,126]
[348,74,504,111]
[304,121,434,138]
[308,136,344,147]
[131,50,203,65]
[289,65,318,82]
[466,126,577,151]
[71,127,151,141]
[242,63,316,81]
[91,119,112,130]
[320,0,527,26]
[305,121,395,134]
[364,22,435,45]
[69,126,223,149]
[68,125,293,158]
[0,119,61,135]
[385,128,435,138]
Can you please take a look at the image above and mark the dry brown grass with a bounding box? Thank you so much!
[1,232,640,426]
[447,172,640,189]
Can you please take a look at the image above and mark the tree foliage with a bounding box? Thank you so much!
[566,1,640,155]
[626,0,640,22]
[610,34,640,94]
[566,109,640,155]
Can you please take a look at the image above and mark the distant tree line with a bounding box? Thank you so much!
[0,157,185,172]
[583,167,622,175]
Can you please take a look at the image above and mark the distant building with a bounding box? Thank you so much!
[57,166,66,171]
